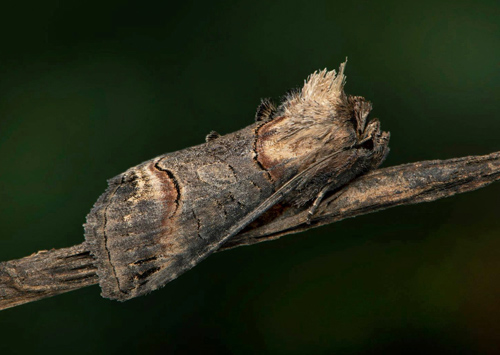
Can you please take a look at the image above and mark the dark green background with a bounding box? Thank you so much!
[0,1,499,354]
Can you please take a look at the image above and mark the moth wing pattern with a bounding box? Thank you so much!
[85,126,278,300]
[84,60,390,301]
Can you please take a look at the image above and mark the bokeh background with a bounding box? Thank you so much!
[0,1,499,354]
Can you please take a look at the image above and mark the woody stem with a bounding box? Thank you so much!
[1,151,499,311]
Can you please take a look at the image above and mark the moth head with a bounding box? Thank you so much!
[339,95,390,169]
[255,60,389,176]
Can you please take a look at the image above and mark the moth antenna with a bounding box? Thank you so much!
[255,98,277,122]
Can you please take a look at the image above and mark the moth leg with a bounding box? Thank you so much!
[306,182,348,224]
[306,184,331,224]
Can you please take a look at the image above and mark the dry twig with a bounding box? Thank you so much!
[1,151,499,311]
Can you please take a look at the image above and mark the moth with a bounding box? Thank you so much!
[84,61,390,301]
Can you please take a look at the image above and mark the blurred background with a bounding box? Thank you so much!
[0,0,499,354]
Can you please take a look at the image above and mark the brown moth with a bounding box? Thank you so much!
[84,61,390,301]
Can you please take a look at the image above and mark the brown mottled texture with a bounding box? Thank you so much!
[0,243,97,310]
[1,151,499,310]
[224,151,500,249]
[84,62,391,301]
